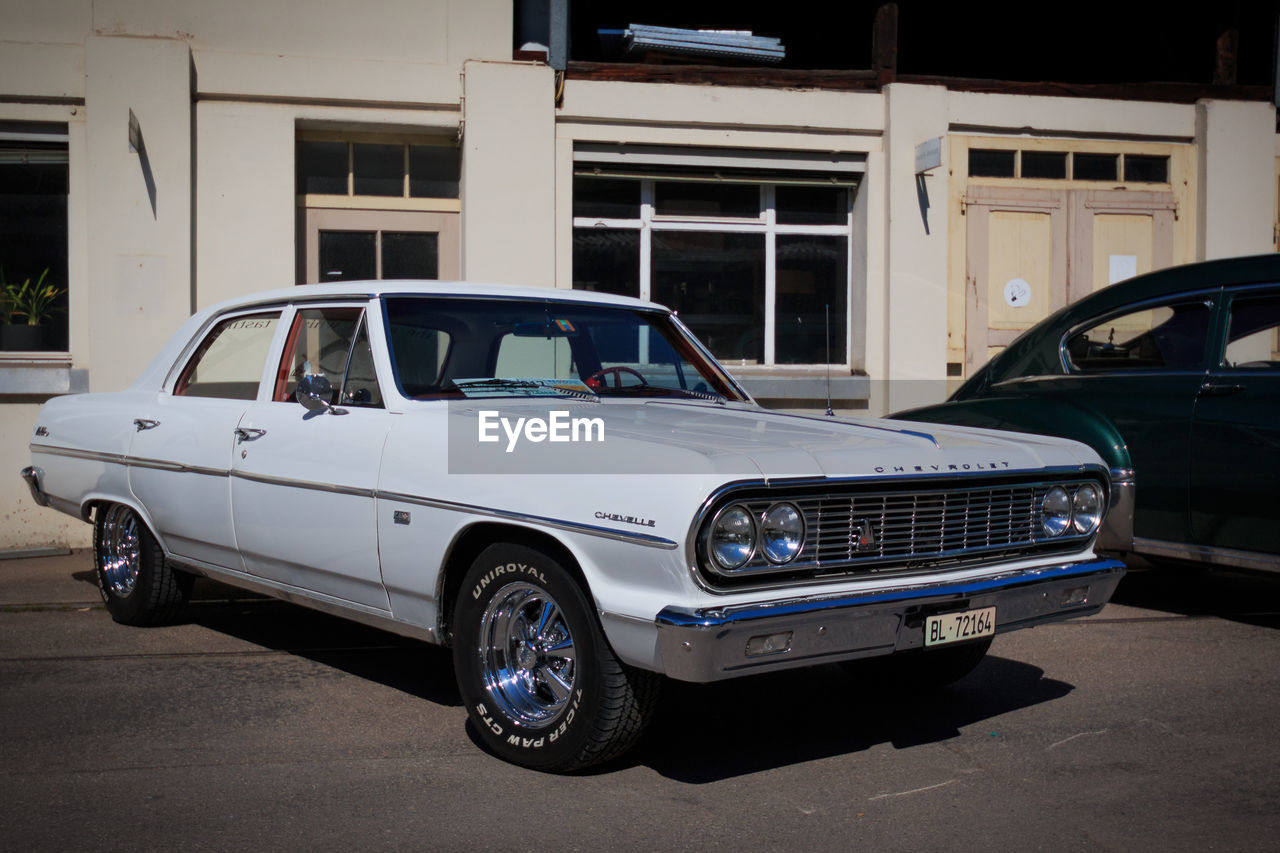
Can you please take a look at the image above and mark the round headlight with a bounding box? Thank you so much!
[708,505,756,570]
[1072,483,1103,534]
[1041,486,1072,537]
[760,502,805,564]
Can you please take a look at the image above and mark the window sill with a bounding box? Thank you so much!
[730,372,868,404]
[0,361,88,402]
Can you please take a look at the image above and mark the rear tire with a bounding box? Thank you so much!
[452,543,661,772]
[93,503,191,626]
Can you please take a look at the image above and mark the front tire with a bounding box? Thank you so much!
[452,543,661,772]
[93,503,191,626]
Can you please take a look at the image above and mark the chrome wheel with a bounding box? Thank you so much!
[99,505,142,598]
[477,582,577,727]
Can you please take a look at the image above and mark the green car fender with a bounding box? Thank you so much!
[893,396,1132,471]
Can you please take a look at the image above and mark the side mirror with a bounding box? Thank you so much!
[295,374,346,415]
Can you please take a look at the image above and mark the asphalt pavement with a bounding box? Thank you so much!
[2,551,1279,851]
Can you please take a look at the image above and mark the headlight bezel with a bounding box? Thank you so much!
[1040,482,1106,538]
[705,503,758,571]
[759,501,806,565]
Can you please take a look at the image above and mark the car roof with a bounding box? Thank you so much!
[203,280,667,316]
[963,253,1280,391]
[131,281,670,393]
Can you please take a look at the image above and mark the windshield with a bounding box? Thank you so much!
[381,296,747,402]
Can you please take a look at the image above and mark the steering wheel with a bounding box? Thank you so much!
[586,366,648,390]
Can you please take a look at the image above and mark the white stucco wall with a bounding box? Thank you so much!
[84,35,195,393]
[462,61,557,286]
[1196,99,1277,259]
[882,83,950,413]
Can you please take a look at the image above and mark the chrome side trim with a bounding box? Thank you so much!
[29,443,128,466]
[30,442,676,550]
[231,469,375,499]
[381,490,679,550]
[1133,537,1280,574]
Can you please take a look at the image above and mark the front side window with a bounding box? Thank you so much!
[1223,292,1280,369]
[274,307,383,407]
[1066,300,1211,372]
[175,313,280,399]
[572,172,854,367]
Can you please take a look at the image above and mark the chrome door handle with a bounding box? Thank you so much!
[134,418,160,431]
[1198,382,1244,397]
[234,427,267,442]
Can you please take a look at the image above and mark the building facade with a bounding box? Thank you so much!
[2,0,1276,549]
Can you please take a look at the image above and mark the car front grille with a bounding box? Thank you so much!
[698,476,1103,588]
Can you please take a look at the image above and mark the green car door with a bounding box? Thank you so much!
[1189,286,1280,560]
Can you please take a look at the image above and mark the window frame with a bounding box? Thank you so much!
[1060,292,1217,375]
[572,177,854,368]
[271,303,386,408]
[172,309,284,401]
[0,121,70,357]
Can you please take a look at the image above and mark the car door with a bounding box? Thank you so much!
[230,303,393,611]
[1059,295,1215,545]
[128,309,283,570]
[1189,286,1280,561]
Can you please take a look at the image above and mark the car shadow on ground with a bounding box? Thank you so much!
[614,655,1069,782]
[1109,562,1280,629]
[94,573,467,707]
[75,566,1067,778]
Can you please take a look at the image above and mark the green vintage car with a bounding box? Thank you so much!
[896,254,1280,573]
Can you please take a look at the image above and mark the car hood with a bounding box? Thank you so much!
[438,398,1102,480]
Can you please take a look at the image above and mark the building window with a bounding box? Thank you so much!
[572,164,857,367]
[0,122,68,353]
[295,131,460,283]
[968,146,1170,186]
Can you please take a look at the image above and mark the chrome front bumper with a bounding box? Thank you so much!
[1097,467,1135,554]
[654,558,1125,682]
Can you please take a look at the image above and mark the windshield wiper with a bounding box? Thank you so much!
[596,385,726,404]
[447,378,599,401]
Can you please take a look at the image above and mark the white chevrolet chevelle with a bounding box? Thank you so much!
[23,282,1124,771]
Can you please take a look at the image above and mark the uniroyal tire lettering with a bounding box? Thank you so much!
[470,562,549,599]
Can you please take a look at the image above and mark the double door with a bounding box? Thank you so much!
[964,186,1176,372]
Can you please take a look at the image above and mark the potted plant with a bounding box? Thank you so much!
[1,268,66,351]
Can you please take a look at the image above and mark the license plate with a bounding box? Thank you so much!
[925,606,996,647]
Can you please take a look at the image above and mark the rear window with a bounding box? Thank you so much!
[1066,301,1211,372]
[174,313,279,399]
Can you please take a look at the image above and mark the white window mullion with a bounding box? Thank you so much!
[763,184,777,366]
[639,180,654,302]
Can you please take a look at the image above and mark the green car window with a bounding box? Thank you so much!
[1066,301,1211,372]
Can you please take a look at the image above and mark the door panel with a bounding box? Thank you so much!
[1069,190,1175,303]
[1091,214,1153,292]
[1190,289,1280,556]
[964,188,1067,373]
[128,395,247,570]
[230,404,391,610]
